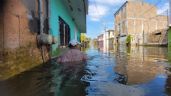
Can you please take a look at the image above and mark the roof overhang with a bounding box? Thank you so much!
[62,0,88,33]
[114,1,128,16]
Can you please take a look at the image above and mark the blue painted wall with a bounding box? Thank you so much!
[49,0,81,55]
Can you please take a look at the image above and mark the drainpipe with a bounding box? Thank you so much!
[38,0,57,45]
[37,0,57,63]
[38,0,44,34]
[38,0,46,63]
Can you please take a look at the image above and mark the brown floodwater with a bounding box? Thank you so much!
[0,45,171,96]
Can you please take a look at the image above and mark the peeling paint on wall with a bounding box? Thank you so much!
[21,0,40,33]
[0,0,50,79]
[21,0,49,34]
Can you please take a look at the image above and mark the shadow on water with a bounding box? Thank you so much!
[1,45,171,96]
[50,60,88,96]
[0,60,53,96]
[0,58,89,96]
[113,45,171,96]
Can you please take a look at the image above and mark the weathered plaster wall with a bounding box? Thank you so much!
[0,0,49,80]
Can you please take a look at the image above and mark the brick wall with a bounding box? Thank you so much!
[0,0,50,80]
[3,0,37,49]
[114,1,168,45]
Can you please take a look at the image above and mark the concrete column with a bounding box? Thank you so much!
[155,20,158,31]
[103,32,106,52]
[142,20,144,44]
[106,31,109,51]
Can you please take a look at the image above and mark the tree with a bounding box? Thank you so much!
[126,35,132,46]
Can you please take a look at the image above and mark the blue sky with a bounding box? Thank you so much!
[86,0,169,39]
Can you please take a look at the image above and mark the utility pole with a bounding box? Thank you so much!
[104,25,107,52]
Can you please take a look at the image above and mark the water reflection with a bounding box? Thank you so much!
[50,61,88,96]
[114,45,167,85]
[0,62,53,96]
[83,46,170,96]
[113,45,171,96]
[0,45,171,96]
[166,75,171,95]
[82,49,145,96]
[0,60,88,96]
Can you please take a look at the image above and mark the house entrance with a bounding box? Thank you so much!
[59,17,70,47]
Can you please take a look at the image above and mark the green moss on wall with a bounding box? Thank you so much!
[168,27,171,62]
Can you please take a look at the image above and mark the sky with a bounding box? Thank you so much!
[86,0,169,39]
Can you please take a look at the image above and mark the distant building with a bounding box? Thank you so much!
[97,34,104,51]
[97,29,114,52]
[50,0,88,54]
[105,30,115,51]
[114,1,168,45]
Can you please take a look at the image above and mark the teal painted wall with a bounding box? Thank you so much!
[77,31,81,42]
[49,0,81,55]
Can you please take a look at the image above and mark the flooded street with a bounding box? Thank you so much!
[0,45,171,96]
[1,0,171,96]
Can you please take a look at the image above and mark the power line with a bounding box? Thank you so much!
[138,0,162,17]
[93,0,114,31]
[93,0,101,16]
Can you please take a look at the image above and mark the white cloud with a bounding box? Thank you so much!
[88,0,127,21]
[88,4,109,21]
[94,0,126,5]
[157,3,169,15]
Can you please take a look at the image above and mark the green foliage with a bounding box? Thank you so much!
[126,35,132,45]
[81,33,87,42]
[81,33,91,42]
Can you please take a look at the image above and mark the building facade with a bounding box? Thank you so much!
[97,30,115,52]
[114,1,168,45]
[97,34,104,51]
[105,30,115,51]
[0,0,49,80]
[49,0,88,56]
[0,0,88,80]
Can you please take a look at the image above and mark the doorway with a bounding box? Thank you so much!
[59,17,70,47]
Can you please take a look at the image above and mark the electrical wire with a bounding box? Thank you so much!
[138,0,162,17]
[93,0,100,17]
[93,0,113,31]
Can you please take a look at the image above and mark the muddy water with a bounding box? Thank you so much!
[0,46,171,96]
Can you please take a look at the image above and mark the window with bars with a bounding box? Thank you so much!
[59,17,70,47]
